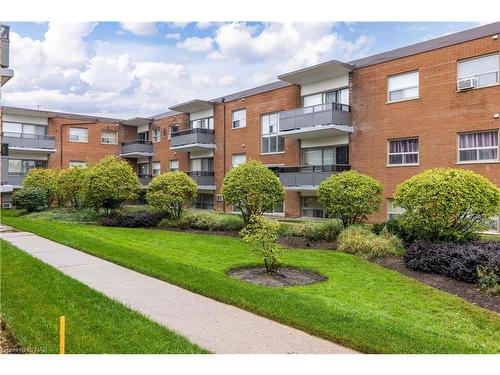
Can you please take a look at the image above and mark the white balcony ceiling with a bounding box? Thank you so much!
[279,124,354,139]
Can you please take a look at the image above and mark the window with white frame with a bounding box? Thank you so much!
[168,124,178,139]
[101,130,118,144]
[191,117,214,130]
[261,113,284,154]
[2,121,47,136]
[301,196,324,218]
[232,109,246,129]
[388,138,419,165]
[152,162,161,176]
[69,161,88,168]
[458,130,499,162]
[387,199,405,220]
[231,153,246,167]
[265,200,284,215]
[387,71,419,102]
[69,127,88,143]
[169,160,179,171]
[483,216,500,234]
[152,128,161,143]
[458,53,499,88]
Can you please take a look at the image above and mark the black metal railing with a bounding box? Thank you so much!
[186,171,215,177]
[171,128,214,137]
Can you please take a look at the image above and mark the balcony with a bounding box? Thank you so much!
[1,132,56,152]
[279,102,353,139]
[187,171,216,190]
[274,164,351,190]
[138,174,152,186]
[120,140,154,158]
[170,128,216,152]
[1,23,14,86]
[2,172,26,188]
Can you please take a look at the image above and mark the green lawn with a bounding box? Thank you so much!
[2,210,499,354]
[0,240,207,354]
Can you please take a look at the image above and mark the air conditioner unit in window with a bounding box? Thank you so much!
[457,77,476,91]
[2,202,12,209]
[215,194,223,202]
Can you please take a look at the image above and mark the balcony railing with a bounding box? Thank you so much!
[187,171,215,187]
[1,132,56,150]
[137,173,152,186]
[274,164,351,188]
[170,128,215,149]
[279,102,351,132]
[3,172,27,186]
[121,139,153,156]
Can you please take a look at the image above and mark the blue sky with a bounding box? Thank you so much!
[2,22,481,118]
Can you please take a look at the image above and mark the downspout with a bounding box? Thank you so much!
[222,98,226,212]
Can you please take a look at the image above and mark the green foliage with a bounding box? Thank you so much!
[11,188,47,213]
[240,215,281,273]
[23,168,60,206]
[302,220,343,242]
[476,266,500,295]
[26,208,105,224]
[394,168,500,243]
[184,211,244,231]
[318,170,383,227]
[146,172,198,219]
[56,167,86,208]
[221,160,285,224]
[337,226,404,259]
[81,156,141,213]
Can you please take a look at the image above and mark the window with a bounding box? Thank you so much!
[9,159,47,174]
[388,138,419,165]
[387,199,405,220]
[138,163,149,175]
[191,193,214,210]
[189,158,213,172]
[265,201,284,215]
[137,131,148,141]
[261,113,284,154]
[231,153,246,168]
[69,127,88,143]
[152,128,161,143]
[387,71,419,102]
[301,196,324,218]
[303,88,349,108]
[458,130,499,163]
[191,117,214,130]
[301,145,349,166]
[484,216,500,234]
[2,122,47,136]
[152,162,161,176]
[101,130,118,144]
[69,161,88,168]
[458,53,499,88]
[232,109,246,129]
[169,160,179,171]
[168,124,179,139]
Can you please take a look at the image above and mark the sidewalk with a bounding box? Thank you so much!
[1,225,356,354]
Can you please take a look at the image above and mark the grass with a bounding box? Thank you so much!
[0,239,207,354]
[2,209,499,354]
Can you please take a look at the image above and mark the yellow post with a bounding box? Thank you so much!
[59,316,65,354]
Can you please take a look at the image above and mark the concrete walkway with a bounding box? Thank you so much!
[1,225,356,354]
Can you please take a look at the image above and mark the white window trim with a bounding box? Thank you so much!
[232,109,247,129]
[457,53,500,89]
[387,70,420,103]
[69,127,89,143]
[456,130,500,164]
[152,128,161,143]
[387,199,405,220]
[387,138,420,167]
[100,130,118,145]
[264,201,285,217]
[169,160,179,172]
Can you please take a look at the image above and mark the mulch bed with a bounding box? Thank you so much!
[227,266,327,287]
[277,236,336,250]
[373,256,500,313]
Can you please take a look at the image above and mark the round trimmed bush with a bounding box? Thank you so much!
[337,226,404,259]
[394,168,500,242]
[318,170,383,227]
[221,160,285,224]
[146,172,198,219]
[12,187,47,213]
[23,168,60,206]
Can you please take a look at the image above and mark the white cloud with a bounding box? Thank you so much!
[177,37,214,53]
[120,22,157,36]
[165,33,181,40]
[168,22,190,29]
[219,75,236,86]
[80,54,137,93]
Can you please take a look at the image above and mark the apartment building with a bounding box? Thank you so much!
[1,22,499,232]
[0,23,14,87]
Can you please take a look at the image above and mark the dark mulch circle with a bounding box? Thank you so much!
[277,236,336,250]
[373,256,500,313]
[227,266,327,287]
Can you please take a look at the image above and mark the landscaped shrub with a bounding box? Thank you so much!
[240,215,281,273]
[221,160,285,224]
[371,218,420,245]
[11,188,47,213]
[302,220,343,242]
[157,217,190,230]
[56,166,86,208]
[337,226,404,259]
[23,168,60,206]
[184,211,244,231]
[477,265,500,295]
[26,208,105,223]
[146,172,198,219]
[82,156,141,213]
[318,170,383,227]
[100,211,168,228]
[404,241,500,284]
[394,168,500,243]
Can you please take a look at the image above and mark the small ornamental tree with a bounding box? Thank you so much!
[221,160,285,224]
[146,172,198,219]
[82,156,141,213]
[394,168,500,242]
[57,166,86,208]
[318,170,383,227]
[23,168,60,206]
[240,215,281,273]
